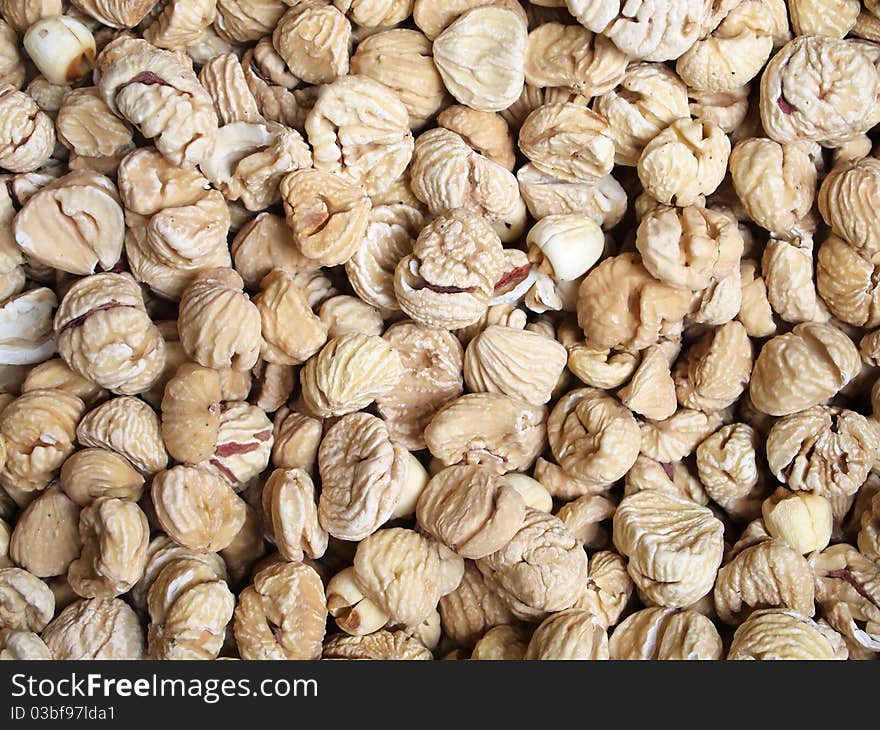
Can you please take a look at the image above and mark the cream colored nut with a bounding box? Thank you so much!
[433,6,526,113]
[0,517,9,568]
[67,497,149,598]
[577,253,692,351]
[56,87,133,164]
[729,138,816,236]
[306,74,413,196]
[42,598,144,660]
[160,363,222,465]
[437,561,515,648]
[437,105,516,172]
[95,37,218,168]
[143,0,216,50]
[790,0,859,36]
[504,473,552,513]
[199,51,263,125]
[70,0,160,28]
[524,608,608,660]
[818,235,880,327]
[323,629,433,660]
[390,453,429,520]
[59,448,144,506]
[594,63,689,167]
[0,567,54,631]
[254,269,327,366]
[24,15,95,86]
[424,393,547,474]
[0,84,55,173]
[151,465,247,553]
[860,492,880,557]
[688,84,751,133]
[318,296,382,339]
[219,502,266,587]
[417,465,526,559]
[526,214,604,283]
[199,401,273,490]
[696,423,763,521]
[279,168,371,267]
[77,396,168,475]
[762,236,826,324]
[470,624,529,660]
[728,608,847,660]
[10,487,81,578]
[0,19,21,89]
[609,607,723,660]
[146,556,235,660]
[178,268,261,372]
[616,345,676,421]
[640,408,724,463]
[749,322,860,416]
[613,491,725,608]
[271,408,322,473]
[413,0,526,40]
[334,0,412,26]
[241,38,303,128]
[326,567,390,636]
[574,550,633,628]
[532,456,609,501]
[0,288,57,366]
[547,387,640,489]
[273,3,349,85]
[213,0,285,42]
[232,213,319,289]
[317,412,407,541]
[762,489,832,554]
[519,103,613,185]
[625,456,709,507]
[0,389,83,492]
[14,170,124,276]
[0,1,61,31]
[517,165,627,228]
[760,36,880,146]
[262,467,328,563]
[556,494,616,547]
[301,333,403,418]
[566,345,638,391]
[0,629,51,660]
[714,538,815,625]
[476,508,587,622]
[54,272,166,395]
[819,157,880,261]
[735,261,772,337]
[247,363,291,423]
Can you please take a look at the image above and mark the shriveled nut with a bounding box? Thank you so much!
[0,518,9,568]
[613,491,725,608]
[0,629,51,660]
[437,105,516,172]
[524,608,608,660]
[161,363,222,465]
[762,489,833,554]
[470,624,530,660]
[616,345,676,421]
[42,597,145,660]
[24,15,95,86]
[696,423,763,522]
[271,408,322,472]
[517,165,626,228]
[56,87,134,168]
[817,235,880,328]
[640,408,725,464]
[0,288,57,366]
[151,465,247,553]
[326,567,390,637]
[688,85,751,133]
[818,157,880,260]
[262,468,328,563]
[727,609,847,660]
[749,323,861,417]
[354,527,464,627]
[59,449,144,506]
[424,393,547,474]
[232,213,318,289]
[0,84,55,173]
[527,214,604,283]
[54,272,166,395]
[198,51,262,125]
[574,550,632,628]
[609,607,723,660]
[254,269,328,365]
[438,561,515,648]
[9,487,80,578]
[143,0,216,50]
[566,344,638,390]
[556,494,616,548]
[198,401,273,491]
[476,508,587,622]
[860,493,880,557]
[67,497,149,598]
[0,567,54,631]
[77,396,168,475]
[504,473,552,513]
[273,3,349,85]
[323,629,433,660]
[70,0,155,28]
[625,456,709,507]
[761,236,825,325]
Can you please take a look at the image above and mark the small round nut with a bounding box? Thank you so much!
[24,15,96,86]
[524,608,609,660]
[762,489,833,554]
[59,448,144,506]
[727,609,847,660]
[160,363,222,465]
[9,487,81,578]
[0,567,54,632]
[261,467,328,563]
[609,607,723,660]
[42,597,145,660]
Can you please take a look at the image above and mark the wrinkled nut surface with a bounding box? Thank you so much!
[609,608,723,660]
[727,609,847,660]
[42,598,145,660]
[0,567,54,632]
[524,608,608,660]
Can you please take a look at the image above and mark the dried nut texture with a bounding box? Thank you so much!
[375,322,464,450]
[178,268,261,372]
[199,402,273,490]
[765,406,877,508]
[353,527,465,626]
[470,624,529,660]
[273,3,350,85]
[476,509,587,621]
[262,468,328,563]
[696,423,762,520]
[577,253,692,351]
[147,556,235,660]
[42,598,145,660]
[636,205,743,291]
[67,498,149,598]
[613,491,725,608]
[762,490,832,554]
[151,466,247,553]
[714,539,815,625]
[727,609,847,660]
[437,105,517,172]
[438,561,515,648]
[789,0,859,36]
[9,488,81,577]
[76,396,168,475]
[424,393,547,474]
[143,0,216,49]
[616,345,676,421]
[0,84,55,172]
[0,630,51,660]
[608,607,723,660]
[272,408,322,472]
[59,448,144,506]
[566,0,705,61]
[255,269,328,365]
[818,157,880,260]
[625,455,709,506]
[71,0,156,28]
[21,358,106,407]
[56,88,134,163]
[517,165,627,228]
[759,36,880,146]
[96,37,218,168]
[232,213,317,288]
[417,465,526,559]
[674,322,753,412]
[464,325,567,406]
[54,272,166,396]
[433,7,527,113]
[161,363,222,465]
[524,608,608,660]
[306,74,413,195]
[527,214,604,282]
[818,235,880,327]
[574,551,632,627]
[547,388,640,489]
[0,567,54,631]
[749,323,861,417]
[860,493,880,557]
[0,288,57,366]
[637,119,730,207]
[730,137,816,237]
[520,103,614,185]
[0,390,83,491]
[318,412,406,541]
[395,210,506,329]
[301,334,403,418]
[323,629,433,660]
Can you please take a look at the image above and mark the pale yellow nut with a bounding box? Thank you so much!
[504,473,553,512]
[326,567,390,636]
[762,489,833,554]
[390,452,429,520]
[24,15,95,86]
[527,214,604,282]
